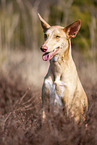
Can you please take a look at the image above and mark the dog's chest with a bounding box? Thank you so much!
[44,76,67,107]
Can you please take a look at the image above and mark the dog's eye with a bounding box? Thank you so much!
[44,34,48,39]
[56,35,60,38]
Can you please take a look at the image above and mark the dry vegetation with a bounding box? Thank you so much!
[0,62,97,145]
[0,0,97,145]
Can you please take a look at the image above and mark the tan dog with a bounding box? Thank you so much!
[38,14,88,122]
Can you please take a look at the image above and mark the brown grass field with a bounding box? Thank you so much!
[0,49,97,145]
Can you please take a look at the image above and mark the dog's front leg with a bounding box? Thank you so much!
[41,76,53,122]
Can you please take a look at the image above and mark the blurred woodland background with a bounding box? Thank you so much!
[0,0,96,87]
[0,1,97,145]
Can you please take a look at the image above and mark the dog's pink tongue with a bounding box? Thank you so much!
[42,53,52,61]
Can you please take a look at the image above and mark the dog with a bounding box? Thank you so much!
[38,13,88,122]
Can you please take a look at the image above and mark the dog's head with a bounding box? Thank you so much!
[38,13,81,61]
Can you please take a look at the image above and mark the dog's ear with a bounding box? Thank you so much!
[64,20,81,38]
[38,13,50,33]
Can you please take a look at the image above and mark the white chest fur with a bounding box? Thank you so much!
[44,76,67,110]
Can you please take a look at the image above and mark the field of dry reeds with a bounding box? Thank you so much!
[0,0,97,145]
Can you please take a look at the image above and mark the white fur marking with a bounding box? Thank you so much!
[45,78,67,111]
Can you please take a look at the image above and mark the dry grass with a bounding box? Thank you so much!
[0,49,49,87]
[0,72,97,145]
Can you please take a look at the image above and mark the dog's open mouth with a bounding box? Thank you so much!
[42,47,60,61]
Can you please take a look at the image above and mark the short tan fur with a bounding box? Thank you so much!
[38,14,88,122]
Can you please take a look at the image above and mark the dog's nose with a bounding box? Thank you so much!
[40,45,48,52]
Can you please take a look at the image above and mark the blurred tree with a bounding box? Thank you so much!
[0,0,96,55]
[59,0,74,25]
[89,6,96,51]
